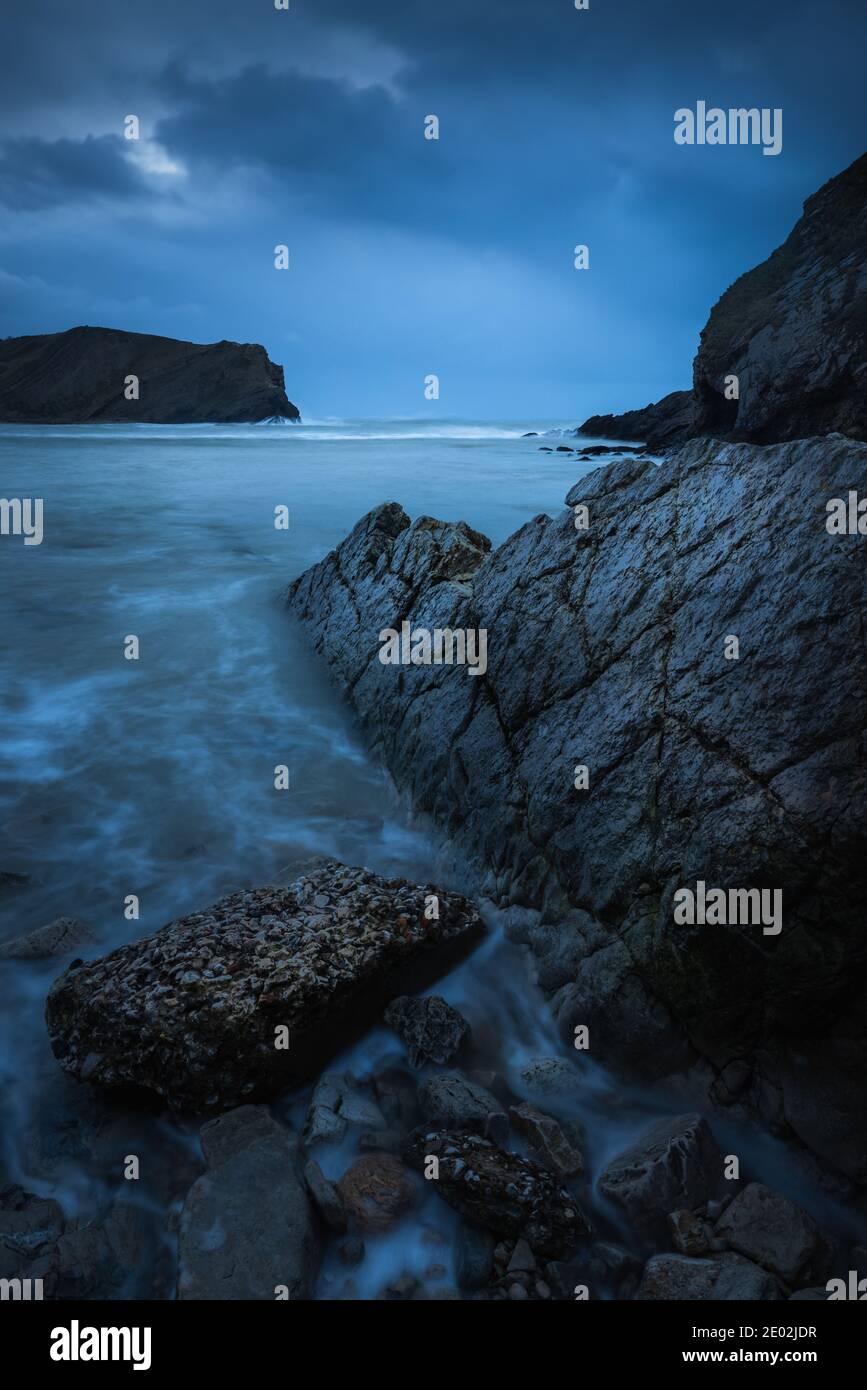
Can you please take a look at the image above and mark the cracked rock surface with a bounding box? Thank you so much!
[286,434,867,1178]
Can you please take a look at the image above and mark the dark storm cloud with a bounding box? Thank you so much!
[0,134,147,210]
[152,62,457,224]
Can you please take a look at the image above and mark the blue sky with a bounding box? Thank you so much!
[0,0,864,418]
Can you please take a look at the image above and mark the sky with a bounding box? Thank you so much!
[0,0,865,420]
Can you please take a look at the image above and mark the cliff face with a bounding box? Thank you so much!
[0,326,300,423]
[580,152,867,447]
[286,435,867,1179]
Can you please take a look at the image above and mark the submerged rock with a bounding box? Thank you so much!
[285,434,867,1178]
[404,1130,591,1257]
[45,860,482,1111]
[383,994,471,1067]
[0,916,96,960]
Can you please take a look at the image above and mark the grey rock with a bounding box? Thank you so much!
[338,1236,365,1267]
[637,1252,780,1300]
[285,432,867,1178]
[304,1072,386,1147]
[507,1237,537,1274]
[419,1072,508,1145]
[714,1183,830,1285]
[0,917,96,960]
[303,1159,348,1234]
[404,1130,591,1258]
[0,1186,64,1256]
[383,994,471,1067]
[510,1102,583,1177]
[46,860,483,1111]
[516,1058,583,1113]
[598,1115,727,1240]
[178,1106,319,1300]
[668,1208,712,1257]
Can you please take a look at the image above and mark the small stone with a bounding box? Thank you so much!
[337,1153,417,1233]
[508,1282,528,1300]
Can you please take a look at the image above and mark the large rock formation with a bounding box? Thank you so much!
[0,325,300,423]
[580,152,867,447]
[45,860,482,1111]
[286,434,867,1179]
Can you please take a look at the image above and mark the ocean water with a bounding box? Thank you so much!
[0,419,857,1298]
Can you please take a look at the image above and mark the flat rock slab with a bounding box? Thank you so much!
[178,1107,319,1300]
[45,860,483,1112]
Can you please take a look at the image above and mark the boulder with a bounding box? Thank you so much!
[337,1152,417,1233]
[598,1115,727,1239]
[419,1072,508,1144]
[404,1130,591,1257]
[636,1252,779,1300]
[714,1183,831,1285]
[178,1106,319,1299]
[304,1072,386,1147]
[383,994,471,1067]
[45,860,482,1111]
[285,433,867,1178]
[456,1221,495,1290]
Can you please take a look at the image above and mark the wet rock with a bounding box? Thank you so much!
[419,1072,508,1144]
[337,1152,417,1233]
[714,1183,831,1285]
[547,1241,642,1300]
[668,1208,712,1257]
[598,1115,727,1240]
[285,432,867,1179]
[456,1221,495,1290]
[373,1068,420,1132]
[178,1106,319,1300]
[50,1199,154,1299]
[304,1159,348,1234]
[637,1252,780,1300]
[383,994,471,1067]
[507,1237,537,1274]
[46,860,483,1112]
[404,1130,591,1257]
[0,917,96,960]
[510,1101,583,1177]
[304,1072,386,1147]
[0,1186,64,1256]
[516,1058,583,1114]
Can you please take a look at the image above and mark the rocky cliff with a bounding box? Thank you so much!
[286,434,867,1179]
[0,325,300,423]
[579,153,867,447]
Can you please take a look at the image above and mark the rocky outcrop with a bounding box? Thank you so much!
[580,391,694,450]
[0,916,96,959]
[579,152,867,446]
[177,1106,319,1300]
[45,860,483,1111]
[286,434,867,1179]
[0,325,300,423]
